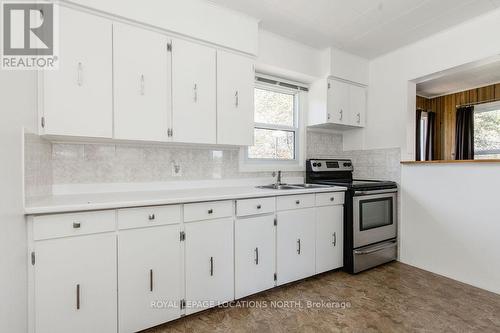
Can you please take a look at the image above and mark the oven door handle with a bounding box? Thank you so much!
[354,189,397,196]
[354,240,397,255]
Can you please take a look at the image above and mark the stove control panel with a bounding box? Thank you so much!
[308,159,353,172]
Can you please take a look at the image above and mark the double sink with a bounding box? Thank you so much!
[256,183,331,190]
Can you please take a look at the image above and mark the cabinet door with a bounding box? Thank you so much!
[217,51,254,145]
[315,206,343,274]
[113,23,172,141]
[327,79,349,125]
[235,215,275,299]
[43,8,112,138]
[185,218,234,314]
[349,84,366,127]
[34,234,117,333]
[172,39,216,144]
[276,208,316,285]
[118,225,181,333]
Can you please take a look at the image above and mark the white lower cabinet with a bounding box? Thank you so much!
[118,225,182,333]
[34,233,117,333]
[276,208,316,285]
[184,218,234,314]
[315,205,344,274]
[235,215,276,299]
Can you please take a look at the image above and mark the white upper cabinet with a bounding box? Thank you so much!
[309,77,367,129]
[172,39,217,144]
[113,23,172,142]
[349,84,366,127]
[41,7,112,138]
[216,51,255,146]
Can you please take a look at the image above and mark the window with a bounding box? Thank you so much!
[474,102,500,159]
[240,76,307,172]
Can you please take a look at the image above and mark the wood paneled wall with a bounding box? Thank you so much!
[417,83,500,160]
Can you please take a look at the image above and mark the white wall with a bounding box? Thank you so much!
[0,71,37,333]
[359,8,500,293]
[401,164,500,294]
[68,0,259,54]
[256,29,327,83]
[357,8,500,158]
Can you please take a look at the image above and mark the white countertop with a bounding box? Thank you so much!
[25,185,347,215]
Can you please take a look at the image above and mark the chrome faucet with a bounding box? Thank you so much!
[274,170,283,187]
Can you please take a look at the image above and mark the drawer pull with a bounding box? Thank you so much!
[76,284,80,310]
[295,200,300,205]
[330,197,335,202]
[73,222,81,229]
[148,214,155,221]
[150,269,154,292]
[256,204,262,209]
[208,209,214,215]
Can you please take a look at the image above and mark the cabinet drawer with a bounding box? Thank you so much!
[33,210,116,240]
[184,201,233,222]
[276,194,315,211]
[117,205,181,230]
[236,197,275,217]
[315,192,345,207]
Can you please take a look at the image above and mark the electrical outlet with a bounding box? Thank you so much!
[171,162,182,177]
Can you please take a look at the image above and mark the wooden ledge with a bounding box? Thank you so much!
[401,160,500,165]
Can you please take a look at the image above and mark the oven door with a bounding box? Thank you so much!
[353,189,397,248]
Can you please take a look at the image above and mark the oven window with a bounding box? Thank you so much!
[359,197,393,231]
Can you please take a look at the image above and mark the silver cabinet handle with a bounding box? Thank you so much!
[333,232,336,246]
[209,257,214,276]
[327,113,331,120]
[148,214,155,221]
[73,222,81,229]
[330,196,335,202]
[149,269,153,292]
[235,90,239,107]
[193,83,198,102]
[295,200,300,205]
[76,284,80,310]
[357,113,361,124]
[254,247,259,265]
[256,204,262,210]
[297,239,301,255]
[354,241,397,255]
[77,62,83,86]
[140,74,145,95]
[339,109,343,121]
[208,209,213,215]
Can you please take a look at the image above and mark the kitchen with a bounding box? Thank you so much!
[1,1,500,332]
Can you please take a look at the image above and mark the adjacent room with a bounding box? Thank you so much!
[1,1,500,333]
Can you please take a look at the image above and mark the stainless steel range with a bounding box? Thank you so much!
[306,159,398,273]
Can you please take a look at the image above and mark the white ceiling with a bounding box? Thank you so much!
[207,0,500,59]
[417,58,500,98]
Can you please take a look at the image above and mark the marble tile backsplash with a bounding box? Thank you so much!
[24,130,401,197]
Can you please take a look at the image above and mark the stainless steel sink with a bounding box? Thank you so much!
[256,183,331,190]
[256,184,299,190]
[289,183,331,189]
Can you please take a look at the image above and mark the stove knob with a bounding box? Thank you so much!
[312,162,317,167]
[317,163,322,167]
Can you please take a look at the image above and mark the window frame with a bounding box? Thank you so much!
[239,77,307,172]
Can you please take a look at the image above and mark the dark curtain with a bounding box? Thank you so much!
[425,112,435,160]
[455,106,475,160]
[416,110,422,161]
